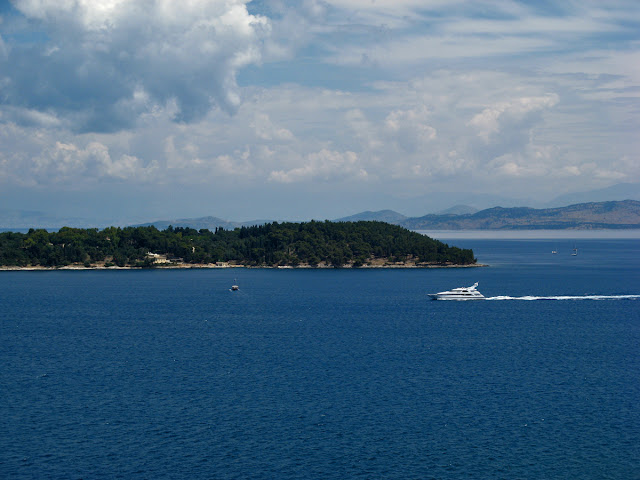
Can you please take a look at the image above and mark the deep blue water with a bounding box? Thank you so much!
[1,238,639,479]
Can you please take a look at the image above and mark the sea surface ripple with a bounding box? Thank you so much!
[1,238,638,479]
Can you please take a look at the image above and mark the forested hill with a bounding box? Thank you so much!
[0,221,476,268]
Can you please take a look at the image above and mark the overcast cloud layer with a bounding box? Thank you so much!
[0,0,639,224]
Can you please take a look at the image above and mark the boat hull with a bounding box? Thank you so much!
[429,294,484,300]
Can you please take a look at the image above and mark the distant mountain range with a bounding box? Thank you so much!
[379,183,640,214]
[334,209,408,224]
[545,183,640,207]
[0,209,92,231]
[131,200,640,231]
[334,206,478,223]
[0,182,638,231]
[338,200,640,230]
[435,205,479,215]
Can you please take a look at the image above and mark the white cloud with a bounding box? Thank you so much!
[345,109,382,150]
[384,106,437,153]
[320,0,454,29]
[211,149,258,177]
[251,113,294,141]
[268,149,366,183]
[5,107,63,128]
[469,94,559,141]
[163,131,260,180]
[5,0,270,131]
[31,140,153,181]
[547,49,640,96]
[1,64,636,198]
[0,1,638,220]
[330,35,556,67]
[488,152,549,177]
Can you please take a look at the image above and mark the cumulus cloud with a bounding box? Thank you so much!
[488,152,550,177]
[2,0,269,132]
[164,131,258,180]
[345,109,382,150]
[384,106,437,153]
[469,94,559,141]
[32,140,153,182]
[1,65,635,198]
[251,113,294,141]
[3,106,63,128]
[1,1,638,220]
[268,149,367,183]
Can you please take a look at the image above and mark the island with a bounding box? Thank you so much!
[0,221,478,269]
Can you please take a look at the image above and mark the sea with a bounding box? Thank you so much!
[1,234,639,479]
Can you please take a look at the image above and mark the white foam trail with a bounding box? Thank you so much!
[485,295,640,301]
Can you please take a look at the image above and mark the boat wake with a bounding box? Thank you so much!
[485,295,640,301]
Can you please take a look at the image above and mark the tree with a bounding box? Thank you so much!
[0,221,476,268]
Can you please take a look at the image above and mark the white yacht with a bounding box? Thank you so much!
[428,282,485,300]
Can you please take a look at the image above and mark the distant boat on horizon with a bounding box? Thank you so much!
[572,245,578,256]
[231,279,239,291]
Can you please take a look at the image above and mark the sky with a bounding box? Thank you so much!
[0,0,639,225]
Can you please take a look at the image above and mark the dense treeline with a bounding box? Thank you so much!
[0,221,475,268]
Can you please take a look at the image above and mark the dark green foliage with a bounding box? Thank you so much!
[0,221,475,267]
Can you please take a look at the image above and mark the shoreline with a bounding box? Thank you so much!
[0,263,487,271]
[420,228,640,240]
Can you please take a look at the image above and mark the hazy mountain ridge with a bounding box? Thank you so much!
[436,205,479,215]
[546,183,640,207]
[335,210,408,223]
[0,209,94,230]
[1,198,639,232]
[137,200,640,231]
[400,200,640,230]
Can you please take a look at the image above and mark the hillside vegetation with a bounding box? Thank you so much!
[0,221,476,268]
